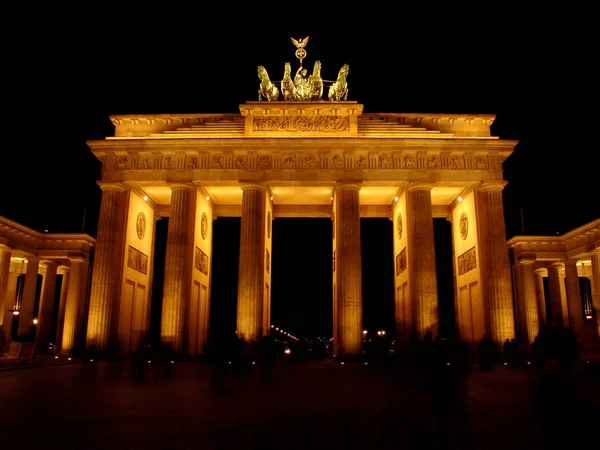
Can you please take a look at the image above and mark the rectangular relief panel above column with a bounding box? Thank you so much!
[240,102,363,138]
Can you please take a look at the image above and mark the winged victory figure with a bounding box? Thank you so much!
[291,36,309,49]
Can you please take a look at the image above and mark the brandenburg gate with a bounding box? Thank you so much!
[84,40,518,359]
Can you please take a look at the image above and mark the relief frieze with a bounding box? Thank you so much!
[356,155,368,169]
[235,156,247,168]
[117,157,129,169]
[210,156,223,168]
[139,157,151,169]
[427,156,440,169]
[186,156,199,169]
[403,156,416,169]
[396,247,407,276]
[379,155,392,169]
[457,246,477,276]
[195,246,209,275]
[474,156,487,169]
[332,155,344,168]
[162,156,176,169]
[127,245,148,275]
[305,155,319,168]
[252,116,350,132]
[283,156,296,169]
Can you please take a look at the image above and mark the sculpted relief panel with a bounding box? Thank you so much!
[105,151,479,173]
[457,246,477,276]
[253,116,350,132]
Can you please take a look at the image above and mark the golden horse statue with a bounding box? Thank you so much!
[281,62,296,101]
[308,60,323,101]
[328,64,349,101]
[257,65,279,101]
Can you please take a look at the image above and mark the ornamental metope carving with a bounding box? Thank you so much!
[210,156,223,168]
[186,156,199,169]
[332,155,343,168]
[396,247,407,276]
[140,158,150,169]
[234,156,247,168]
[163,156,175,169]
[195,246,209,275]
[449,157,461,170]
[136,212,147,240]
[117,157,129,169]
[356,156,367,169]
[378,155,391,169]
[427,157,440,169]
[259,156,271,169]
[305,156,318,168]
[403,156,415,169]
[201,212,208,240]
[459,212,468,240]
[397,213,403,240]
[283,156,296,169]
[474,156,487,169]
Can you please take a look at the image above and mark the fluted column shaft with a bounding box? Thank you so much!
[237,185,266,342]
[61,259,85,354]
[547,263,564,326]
[591,251,600,337]
[534,269,547,329]
[481,185,515,344]
[54,269,69,352]
[564,260,585,339]
[517,261,539,344]
[407,186,438,338]
[18,257,40,337]
[36,262,58,353]
[161,184,195,352]
[86,185,128,350]
[334,185,362,357]
[0,247,11,327]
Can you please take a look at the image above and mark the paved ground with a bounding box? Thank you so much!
[0,358,598,449]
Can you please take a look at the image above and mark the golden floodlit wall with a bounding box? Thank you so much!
[392,190,410,351]
[332,193,338,352]
[263,193,273,334]
[120,191,155,352]
[190,193,212,354]
[451,191,485,342]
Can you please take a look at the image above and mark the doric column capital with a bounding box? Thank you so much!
[167,182,195,191]
[564,259,579,267]
[517,258,536,265]
[406,182,434,192]
[57,266,70,275]
[68,257,86,266]
[550,261,564,269]
[533,268,547,276]
[0,244,12,252]
[97,182,127,192]
[335,183,361,192]
[26,256,41,264]
[516,252,536,264]
[591,248,600,256]
[479,181,508,192]
[239,182,267,192]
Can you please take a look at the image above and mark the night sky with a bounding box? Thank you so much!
[3,10,596,340]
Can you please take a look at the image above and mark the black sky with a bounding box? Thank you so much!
[3,8,597,339]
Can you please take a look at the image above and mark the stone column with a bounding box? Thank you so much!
[547,263,564,326]
[54,267,70,353]
[60,258,86,355]
[0,246,11,353]
[559,271,569,327]
[86,183,128,350]
[17,256,40,337]
[517,259,539,344]
[481,183,515,344]
[36,261,58,354]
[0,246,11,327]
[237,183,266,343]
[161,183,196,353]
[534,268,547,329]
[334,184,363,358]
[564,259,585,339]
[406,185,438,338]
[591,250,600,337]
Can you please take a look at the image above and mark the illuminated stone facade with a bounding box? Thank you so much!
[86,102,518,358]
[508,219,600,345]
[0,216,95,355]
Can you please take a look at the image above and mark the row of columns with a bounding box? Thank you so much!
[84,181,518,359]
[514,252,600,345]
[0,245,90,355]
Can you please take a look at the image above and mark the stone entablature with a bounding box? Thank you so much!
[508,218,600,263]
[107,104,498,139]
[0,216,95,263]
